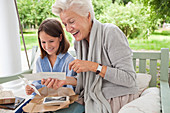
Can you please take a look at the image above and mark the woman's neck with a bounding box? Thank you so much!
[85,20,93,43]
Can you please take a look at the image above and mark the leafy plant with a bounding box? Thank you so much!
[17,0,55,29]
[95,2,156,39]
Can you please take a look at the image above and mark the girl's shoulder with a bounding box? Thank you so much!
[65,52,75,60]
[59,52,75,61]
[36,55,48,63]
[36,56,41,63]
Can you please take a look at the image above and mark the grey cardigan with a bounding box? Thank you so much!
[74,19,138,113]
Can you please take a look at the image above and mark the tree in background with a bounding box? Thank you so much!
[93,0,154,39]
[93,0,170,39]
[17,0,55,29]
[17,0,169,39]
[17,0,74,43]
[140,0,170,24]
[113,0,134,4]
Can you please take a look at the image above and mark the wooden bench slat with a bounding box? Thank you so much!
[133,52,161,59]
[133,59,136,71]
[160,49,169,82]
[139,59,146,73]
[160,81,170,113]
[149,59,157,87]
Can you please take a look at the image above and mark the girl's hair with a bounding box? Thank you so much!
[52,0,94,21]
[38,18,70,59]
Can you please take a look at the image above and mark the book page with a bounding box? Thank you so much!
[0,91,15,99]
[22,72,66,81]
[0,109,14,113]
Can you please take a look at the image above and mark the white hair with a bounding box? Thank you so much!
[52,0,95,21]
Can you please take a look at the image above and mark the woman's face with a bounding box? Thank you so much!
[60,10,92,42]
[39,31,61,56]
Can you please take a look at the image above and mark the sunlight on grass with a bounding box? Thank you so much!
[20,34,38,50]
[128,34,170,50]
[149,34,170,40]
[21,29,170,51]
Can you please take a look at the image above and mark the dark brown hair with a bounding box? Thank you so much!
[38,18,70,59]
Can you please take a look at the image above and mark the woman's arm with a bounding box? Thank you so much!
[65,76,77,86]
[69,59,107,78]
[103,25,136,87]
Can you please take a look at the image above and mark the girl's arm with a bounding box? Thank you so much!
[41,76,77,90]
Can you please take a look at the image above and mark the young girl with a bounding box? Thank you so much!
[25,18,76,95]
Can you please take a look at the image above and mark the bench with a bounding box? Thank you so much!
[132,48,170,113]
[0,47,169,113]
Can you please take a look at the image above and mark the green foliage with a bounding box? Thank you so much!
[93,1,155,39]
[92,0,112,20]
[17,0,55,29]
[17,0,73,44]
[128,34,170,50]
[140,0,170,20]
[166,16,170,23]
[114,0,136,4]
[20,33,38,51]
[17,0,168,40]
[92,0,169,39]
[152,30,170,36]
[139,0,170,32]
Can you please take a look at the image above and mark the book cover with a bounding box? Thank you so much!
[0,97,25,110]
[0,91,15,104]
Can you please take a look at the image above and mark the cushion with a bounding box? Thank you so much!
[118,87,160,113]
[141,87,159,96]
[136,73,152,95]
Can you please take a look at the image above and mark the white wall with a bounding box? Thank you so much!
[0,0,22,77]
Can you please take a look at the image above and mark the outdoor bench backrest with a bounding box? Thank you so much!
[132,48,169,87]
[133,48,169,113]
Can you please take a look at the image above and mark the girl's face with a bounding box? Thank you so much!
[39,31,62,56]
[60,9,92,42]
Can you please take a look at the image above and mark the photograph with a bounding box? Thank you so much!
[44,96,67,103]
[43,96,69,106]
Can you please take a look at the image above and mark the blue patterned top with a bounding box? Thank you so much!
[32,52,76,94]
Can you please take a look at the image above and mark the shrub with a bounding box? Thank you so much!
[93,1,159,39]
[17,0,55,29]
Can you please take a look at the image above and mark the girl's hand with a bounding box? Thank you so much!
[41,78,66,90]
[25,84,34,95]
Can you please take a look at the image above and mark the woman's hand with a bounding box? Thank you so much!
[41,78,66,90]
[69,59,98,73]
[25,84,34,95]
[69,59,107,77]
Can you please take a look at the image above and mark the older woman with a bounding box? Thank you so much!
[42,0,139,113]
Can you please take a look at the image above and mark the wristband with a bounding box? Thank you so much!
[96,64,102,74]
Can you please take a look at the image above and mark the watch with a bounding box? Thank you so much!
[96,64,102,74]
